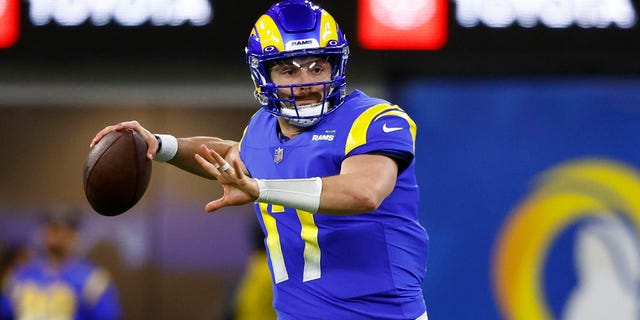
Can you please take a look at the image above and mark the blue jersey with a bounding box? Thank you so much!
[240,90,429,319]
[0,258,122,320]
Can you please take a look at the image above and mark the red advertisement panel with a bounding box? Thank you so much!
[358,0,447,50]
[0,0,19,48]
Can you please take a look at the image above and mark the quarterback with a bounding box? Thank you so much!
[91,1,429,319]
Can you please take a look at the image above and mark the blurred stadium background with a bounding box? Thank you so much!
[1,1,640,319]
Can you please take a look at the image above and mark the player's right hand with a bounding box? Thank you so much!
[195,144,259,212]
[90,121,160,160]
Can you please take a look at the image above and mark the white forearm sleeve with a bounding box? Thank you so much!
[255,177,322,213]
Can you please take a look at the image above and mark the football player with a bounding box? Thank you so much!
[0,207,122,320]
[91,1,429,319]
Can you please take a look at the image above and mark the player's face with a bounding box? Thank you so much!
[43,223,76,258]
[269,56,332,107]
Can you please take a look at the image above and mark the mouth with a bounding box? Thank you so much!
[278,90,324,109]
[294,93,323,106]
[280,96,320,109]
[296,99,320,107]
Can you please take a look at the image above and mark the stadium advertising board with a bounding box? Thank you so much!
[1,0,639,74]
[399,78,640,319]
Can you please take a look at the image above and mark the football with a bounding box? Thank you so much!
[83,129,152,216]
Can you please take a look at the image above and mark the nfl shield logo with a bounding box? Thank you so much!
[274,147,284,164]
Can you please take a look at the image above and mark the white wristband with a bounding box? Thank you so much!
[255,177,322,213]
[154,134,178,162]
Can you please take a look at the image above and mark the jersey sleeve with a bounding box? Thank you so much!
[0,293,13,320]
[344,104,417,165]
[239,111,261,177]
[239,124,249,162]
[89,284,122,320]
[83,268,122,320]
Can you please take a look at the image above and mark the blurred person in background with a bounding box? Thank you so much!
[90,0,429,319]
[0,241,31,320]
[0,243,31,281]
[230,225,276,320]
[0,206,122,320]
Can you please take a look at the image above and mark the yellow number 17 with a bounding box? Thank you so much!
[259,203,321,284]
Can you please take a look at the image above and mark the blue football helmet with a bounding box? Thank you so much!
[246,0,349,127]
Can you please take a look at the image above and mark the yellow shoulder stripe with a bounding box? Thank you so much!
[238,125,249,152]
[239,110,262,152]
[345,104,417,155]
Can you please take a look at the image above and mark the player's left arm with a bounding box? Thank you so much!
[317,153,398,215]
[316,104,416,215]
[197,148,399,215]
[196,106,414,215]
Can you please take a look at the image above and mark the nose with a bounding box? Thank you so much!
[294,69,314,85]
[292,72,316,93]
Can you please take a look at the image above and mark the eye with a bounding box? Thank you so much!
[309,61,327,74]
[281,68,296,76]
[272,65,295,76]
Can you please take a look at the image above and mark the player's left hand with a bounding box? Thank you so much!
[195,144,259,213]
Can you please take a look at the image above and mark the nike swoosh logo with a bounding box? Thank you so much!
[382,123,404,133]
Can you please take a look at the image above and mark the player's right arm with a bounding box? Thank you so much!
[167,136,239,179]
[90,121,240,180]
